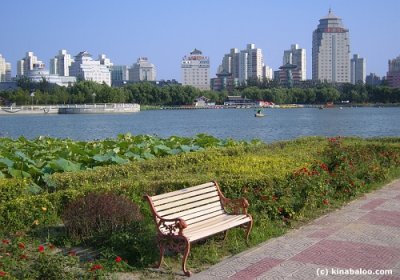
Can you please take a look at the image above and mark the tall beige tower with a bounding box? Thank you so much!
[312,9,350,83]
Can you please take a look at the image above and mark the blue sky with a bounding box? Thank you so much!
[1,0,399,81]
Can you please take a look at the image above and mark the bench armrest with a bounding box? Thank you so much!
[221,197,250,215]
[157,217,188,236]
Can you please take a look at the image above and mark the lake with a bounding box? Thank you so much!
[1,107,399,142]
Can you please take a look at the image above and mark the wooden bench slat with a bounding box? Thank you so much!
[183,208,225,224]
[151,182,216,201]
[152,185,218,206]
[186,216,252,242]
[185,210,226,226]
[186,214,248,234]
[154,191,219,212]
[157,196,221,217]
[161,201,222,219]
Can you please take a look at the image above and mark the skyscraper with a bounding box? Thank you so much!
[181,49,210,90]
[312,9,350,83]
[0,54,11,82]
[350,54,366,84]
[219,44,269,84]
[239,44,264,83]
[50,50,73,76]
[129,57,156,82]
[387,55,400,88]
[283,44,306,80]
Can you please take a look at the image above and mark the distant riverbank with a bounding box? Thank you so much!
[1,107,399,141]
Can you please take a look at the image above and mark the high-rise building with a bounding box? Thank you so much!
[239,44,264,83]
[17,52,44,77]
[219,44,270,84]
[366,73,381,86]
[283,44,306,80]
[111,65,129,86]
[69,51,111,86]
[350,54,366,84]
[387,55,400,88]
[50,50,73,76]
[129,57,156,82]
[312,9,350,83]
[0,54,12,82]
[181,49,210,90]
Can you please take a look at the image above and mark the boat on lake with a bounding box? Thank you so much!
[255,109,265,117]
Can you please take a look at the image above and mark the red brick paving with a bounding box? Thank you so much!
[291,239,400,270]
[228,257,283,280]
[359,210,400,227]
[360,198,389,210]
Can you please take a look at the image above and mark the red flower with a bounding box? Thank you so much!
[20,254,28,260]
[38,245,45,253]
[272,195,278,202]
[90,264,103,272]
[2,239,10,245]
[18,243,25,249]
[115,256,122,263]
[0,271,7,277]
[320,163,329,171]
[323,199,330,205]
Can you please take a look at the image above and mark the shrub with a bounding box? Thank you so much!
[62,192,143,242]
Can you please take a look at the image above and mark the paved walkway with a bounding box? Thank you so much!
[191,180,400,280]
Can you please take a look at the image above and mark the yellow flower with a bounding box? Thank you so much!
[41,207,47,212]
[32,220,40,225]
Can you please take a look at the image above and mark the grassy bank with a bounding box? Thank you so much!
[1,136,400,278]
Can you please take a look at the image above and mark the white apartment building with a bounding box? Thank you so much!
[17,52,43,77]
[350,54,366,84]
[283,44,306,80]
[69,51,111,86]
[181,49,210,90]
[129,57,156,82]
[312,9,350,83]
[0,54,12,82]
[50,50,73,76]
[220,44,269,84]
[239,44,264,83]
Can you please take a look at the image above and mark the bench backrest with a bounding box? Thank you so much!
[147,182,226,228]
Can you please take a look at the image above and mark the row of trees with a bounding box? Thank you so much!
[1,78,400,106]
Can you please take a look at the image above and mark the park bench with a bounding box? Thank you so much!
[144,181,253,276]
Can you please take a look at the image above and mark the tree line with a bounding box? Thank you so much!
[0,77,399,106]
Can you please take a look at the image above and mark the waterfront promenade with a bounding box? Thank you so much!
[191,179,400,280]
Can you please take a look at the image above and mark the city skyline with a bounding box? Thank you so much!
[1,0,399,81]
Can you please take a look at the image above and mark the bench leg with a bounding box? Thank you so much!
[245,220,253,243]
[182,239,192,277]
[155,235,165,268]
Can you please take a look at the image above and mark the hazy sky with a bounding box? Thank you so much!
[1,0,399,81]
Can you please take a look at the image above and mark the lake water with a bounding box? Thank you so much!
[1,107,399,142]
